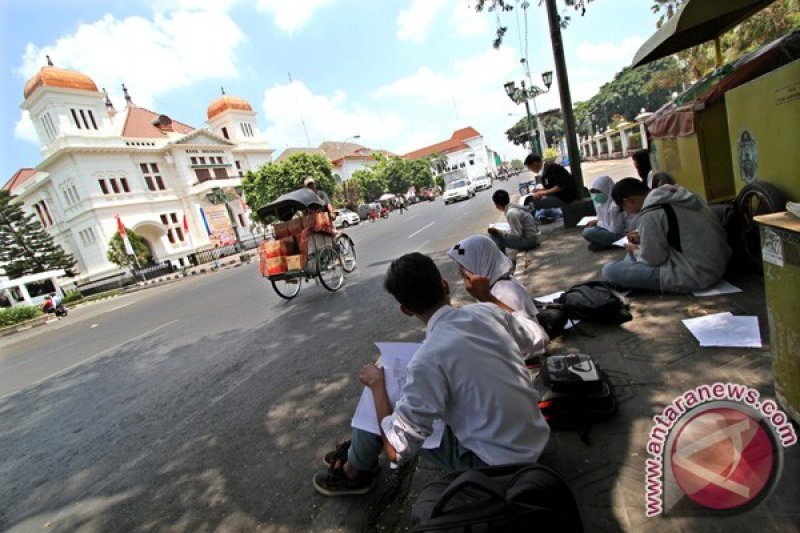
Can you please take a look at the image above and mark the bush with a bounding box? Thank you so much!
[0,306,42,327]
[62,290,83,304]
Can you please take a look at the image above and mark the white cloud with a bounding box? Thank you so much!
[396,0,448,43]
[16,6,244,110]
[14,111,38,144]
[261,80,407,151]
[255,0,337,33]
[450,2,490,37]
[575,36,645,65]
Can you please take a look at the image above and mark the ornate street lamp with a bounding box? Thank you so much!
[503,71,553,156]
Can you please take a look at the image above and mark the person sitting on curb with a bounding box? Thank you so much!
[447,234,549,363]
[523,153,578,212]
[313,252,550,496]
[632,148,652,185]
[601,179,731,293]
[487,189,539,254]
[582,176,637,251]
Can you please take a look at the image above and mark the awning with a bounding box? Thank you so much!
[632,0,777,68]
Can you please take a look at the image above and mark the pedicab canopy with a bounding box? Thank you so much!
[257,188,325,222]
[643,30,800,139]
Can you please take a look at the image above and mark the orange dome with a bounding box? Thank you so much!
[207,95,253,120]
[23,66,99,100]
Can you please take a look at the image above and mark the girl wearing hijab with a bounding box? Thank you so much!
[583,175,638,251]
[447,235,548,359]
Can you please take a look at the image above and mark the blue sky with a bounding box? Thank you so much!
[1,0,661,181]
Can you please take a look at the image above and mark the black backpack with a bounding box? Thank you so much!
[555,282,632,324]
[412,463,583,532]
[534,353,617,442]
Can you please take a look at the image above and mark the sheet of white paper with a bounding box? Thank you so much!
[490,222,511,232]
[577,216,598,226]
[612,236,629,248]
[682,312,762,348]
[692,280,743,297]
[351,342,445,449]
[534,291,563,303]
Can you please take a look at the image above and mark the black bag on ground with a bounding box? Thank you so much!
[411,463,583,532]
[534,353,617,435]
[534,306,568,339]
[556,282,632,324]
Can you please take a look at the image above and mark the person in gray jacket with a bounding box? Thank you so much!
[487,189,540,254]
[602,180,731,293]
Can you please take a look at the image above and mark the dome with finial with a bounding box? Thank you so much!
[207,87,253,120]
[23,56,99,100]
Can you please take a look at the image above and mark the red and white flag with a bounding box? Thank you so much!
[182,214,195,248]
[115,214,135,255]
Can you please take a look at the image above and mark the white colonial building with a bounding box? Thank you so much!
[4,60,273,283]
[404,127,500,182]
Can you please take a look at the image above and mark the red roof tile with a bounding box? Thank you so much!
[121,106,195,138]
[3,168,36,192]
[403,127,481,160]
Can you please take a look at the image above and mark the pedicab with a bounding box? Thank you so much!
[256,188,357,300]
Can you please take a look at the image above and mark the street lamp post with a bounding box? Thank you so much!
[207,186,242,251]
[503,71,553,157]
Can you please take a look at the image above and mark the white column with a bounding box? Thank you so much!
[595,135,603,159]
[606,132,614,157]
[619,125,630,156]
[635,109,654,150]
[18,284,33,306]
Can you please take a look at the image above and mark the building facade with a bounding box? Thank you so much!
[403,127,499,182]
[5,62,273,283]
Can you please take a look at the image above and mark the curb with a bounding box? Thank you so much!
[0,315,52,338]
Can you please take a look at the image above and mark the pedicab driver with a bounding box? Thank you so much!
[304,177,336,222]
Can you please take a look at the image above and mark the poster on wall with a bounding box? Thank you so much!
[204,204,236,247]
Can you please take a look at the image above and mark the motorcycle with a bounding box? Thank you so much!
[42,297,68,317]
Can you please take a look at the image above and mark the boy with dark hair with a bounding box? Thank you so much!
[313,252,550,496]
[487,189,539,253]
[602,181,731,293]
[523,153,578,210]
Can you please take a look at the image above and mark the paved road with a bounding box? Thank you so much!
[0,175,534,532]
[0,160,633,532]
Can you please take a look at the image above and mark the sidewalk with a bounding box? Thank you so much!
[365,222,798,532]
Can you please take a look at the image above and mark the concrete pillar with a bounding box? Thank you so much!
[18,283,32,306]
[619,123,630,156]
[587,137,594,158]
[635,109,654,150]
[594,135,604,159]
[606,132,614,157]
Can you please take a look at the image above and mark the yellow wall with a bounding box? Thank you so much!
[727,60,800,202]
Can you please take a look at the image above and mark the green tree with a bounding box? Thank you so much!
[408,159,434,190]
[0,189,77,278]
[106,227,151,268]
[510,159,524,169]
[351,168,387,202]
[335,180,361,210]
[242,153,336,222]
[428,152,449,175]
[650,0,800,88]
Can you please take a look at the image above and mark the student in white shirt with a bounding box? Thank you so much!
[447,234,548,359]
[313,253,550,496]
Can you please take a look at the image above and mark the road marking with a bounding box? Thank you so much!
[0,320,179,401]
[408,221,435,239]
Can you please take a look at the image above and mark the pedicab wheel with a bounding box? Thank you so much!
[271,276,302,300]
[735,182,786,271]
[336,234,357,273]
[317,246,344,291]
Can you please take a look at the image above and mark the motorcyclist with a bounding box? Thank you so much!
[42,292,67,317]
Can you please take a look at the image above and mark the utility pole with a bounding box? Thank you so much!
[544,0,585,196]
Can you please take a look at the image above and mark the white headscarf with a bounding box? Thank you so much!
[447,234,547,354]
[590,175,625,233]
[447,235,512,285]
